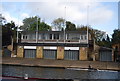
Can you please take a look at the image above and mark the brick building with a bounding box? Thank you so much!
[16,30,113,61]
[112,43,120,62]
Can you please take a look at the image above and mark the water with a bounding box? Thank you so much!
[2,65,120,80]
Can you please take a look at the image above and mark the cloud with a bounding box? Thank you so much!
[89,4,113,25]
[25,1,113,26]
[2,1,115,34]
[2,11,23,26]
[1,0,119,2]
[21,13,29,19]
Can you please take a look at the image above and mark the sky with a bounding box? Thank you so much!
[1,0,119,37]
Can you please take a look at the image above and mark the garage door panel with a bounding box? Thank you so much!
[100,51,112,61]
[43,49,57,59]
[64,50,79,60]
[24,49,36,58]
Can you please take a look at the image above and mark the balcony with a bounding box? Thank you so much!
[21,39,88,44]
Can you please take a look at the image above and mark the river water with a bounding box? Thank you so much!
[2,65,120,81]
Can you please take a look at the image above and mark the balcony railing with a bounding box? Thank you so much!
[21,39,88,44]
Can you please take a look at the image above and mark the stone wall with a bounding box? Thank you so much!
[16,45,91,61]
[17,46,24,57]
[36,46,43,59]
[57,47,64,60]
[79,47,88,60]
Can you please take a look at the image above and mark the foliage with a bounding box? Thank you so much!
[0,14,6,25]
[2,15,119,49]
[76,26,106,42]
[20,16,51,31]
[52,18,65,31]
[65,21,76,31]
[2,21,16,46]
[76,25,112,47]
[97,35,111,48]
[112,29,120,44]
[105,34,111,47]
[39,22,51,31]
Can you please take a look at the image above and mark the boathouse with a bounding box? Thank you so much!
[16,30,113,61]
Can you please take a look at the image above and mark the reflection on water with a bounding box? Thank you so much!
[2,65,120,80]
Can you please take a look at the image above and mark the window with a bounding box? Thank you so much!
[42,34,45,39]
[72,37,79,40]
[23,35,28,39]
[26,36,27,39]
[31,34,35,40]
[84,35,87,40]
[54,34,59,39]
[49,34,52,39]
[23,35,25,39]
[67,34,69,39]
[39,35,41,39]
[81,35,83,40]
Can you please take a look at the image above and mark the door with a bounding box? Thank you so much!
[99,51,112,61]
[24,49,36,58]
[64,50,79,60]
[43,49,57,59]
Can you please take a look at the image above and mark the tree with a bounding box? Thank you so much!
[76,25,107,44]
[0,14,6,25]
[20,16,37,30]
[106,34,110,42]
[112,29,120,44]
[76,25,88,31]
[52,18,65,31]
[97,34,111,48]
[39,22,51,31]
[106,34,111,47]
[2,21,16,46]
[20,16,51,31]
[76,25,112,47]
[65,21,76,31]
[97,38,106,47]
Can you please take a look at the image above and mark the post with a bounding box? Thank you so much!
[36,16,38,43]
[87,5,89,44]
[17,27,18,43]
[79,35,81,43]
[64,6,66,43]
[17,9,20,43]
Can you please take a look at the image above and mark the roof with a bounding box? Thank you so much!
[99,47,113,51]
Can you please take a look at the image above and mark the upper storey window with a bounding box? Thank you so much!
[80,35,87,40]
[49,34,52,39]
[81,35,83,40]
[42,33,45,39]
[23,35,28,39]
[67,33,80,40]
[84,35,87,40]
[54,34,59,39]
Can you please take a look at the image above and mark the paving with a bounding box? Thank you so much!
[1,57,120,71]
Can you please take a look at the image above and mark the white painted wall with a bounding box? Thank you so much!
[24,46,37,49]
[43,46,57,49]
[65,47,79,50]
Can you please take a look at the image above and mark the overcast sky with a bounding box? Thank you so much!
[1,0,119,36]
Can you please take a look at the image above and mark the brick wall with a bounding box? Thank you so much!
[57,47,64,60]
[17,46,24,57]
[36,46,43,58]
[79,47,88,60]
